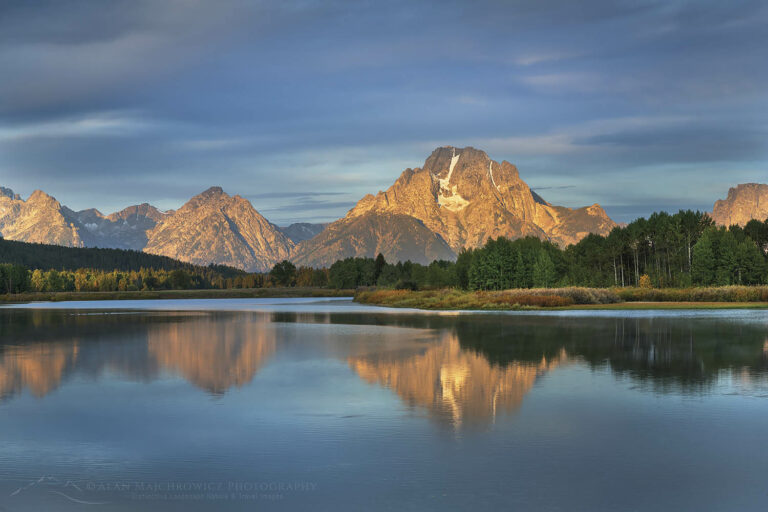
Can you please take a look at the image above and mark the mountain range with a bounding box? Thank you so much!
[2,146,766,271]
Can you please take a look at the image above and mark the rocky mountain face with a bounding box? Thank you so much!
[279,222,329,243]
[0,185,292,271]
[711,183,768,226]
[0,187,20,200]
[294,146,616,266]
[143,187,293,272]
[0,187,167,250]
[0,189,85,247]
[348,146,616,249]
[291,211,455,267]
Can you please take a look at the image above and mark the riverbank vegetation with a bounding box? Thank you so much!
[355,288,621,310]
[354,286,768,310]
[0,287,352,303]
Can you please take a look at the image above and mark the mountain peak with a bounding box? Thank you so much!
[143,187,293,271]
[423,146,488,174]
[351,146,615,250]
[429,145,485,157]
[198,186,226,198]
[27,189,58,206]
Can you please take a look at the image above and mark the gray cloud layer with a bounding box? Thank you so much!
[1,0,766,223]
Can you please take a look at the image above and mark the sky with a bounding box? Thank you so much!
[1,0,766,225]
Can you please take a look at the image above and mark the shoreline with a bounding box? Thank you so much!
[555,301,768,310]
[359,300,768,311]
[3,288,768,311]
[354,288,768,311]
[0,287,353,304]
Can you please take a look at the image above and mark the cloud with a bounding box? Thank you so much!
[512,50,584,66]
[533,185,576,191]
[173,137,255,151]
[468,116,696,158]
[248,192,346,199]
[519,72,603,92]
[0,0,766,224]
[261,200,357,214]
[0,112,151,142]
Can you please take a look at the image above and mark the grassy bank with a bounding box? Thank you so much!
[0,287,354,304]
[566,301,768,310]
[616,286,768,302]
[355,288,620,310]
[355,287,768,310]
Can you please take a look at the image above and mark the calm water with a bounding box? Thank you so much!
[0,299,767,511]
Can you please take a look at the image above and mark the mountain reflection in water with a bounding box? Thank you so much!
[1,309,766,427]
[147,317,276,394]
[349,333,565,428]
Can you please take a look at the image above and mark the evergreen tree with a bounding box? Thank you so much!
[736,240,766,285]
[454,249,474,289]
[269,260,297,287]
[715,230,738,285]
[532,251,556,288]
[373,253,386,283]
[692,230,716,285]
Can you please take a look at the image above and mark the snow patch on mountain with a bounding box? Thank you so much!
[488,160,499,191]
[436,148,470,211]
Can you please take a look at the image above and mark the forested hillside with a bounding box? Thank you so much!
[0,237,246,294]
[0,237,240,274]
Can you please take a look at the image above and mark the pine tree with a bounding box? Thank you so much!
[373,253,386,283]
[513,251,526,288]
[532,251,556,288]
[692,230,716,285]
[715,230,738,285]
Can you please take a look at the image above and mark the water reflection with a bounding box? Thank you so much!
[0,341,79,400]
[147,317,276,394]
[350,331,565,428]
[0,311,277,399]
[1,309,767,425]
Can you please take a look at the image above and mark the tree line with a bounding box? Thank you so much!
[0,237,330,294]
[0,237,243,274]
[0,265,332,294]
[319,211,768,290]
[2,210,767,294]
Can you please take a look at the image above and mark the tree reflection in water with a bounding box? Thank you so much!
[1,309,766,428]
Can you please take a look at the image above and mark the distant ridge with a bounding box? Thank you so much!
[279,223,329,243]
